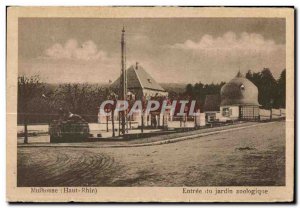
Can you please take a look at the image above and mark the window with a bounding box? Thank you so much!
[222,107,232,117]
[240,106,259,120]
[207,113,216,122]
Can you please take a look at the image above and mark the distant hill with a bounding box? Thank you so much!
[160,83,186,94]
[43,82,110,90]
[44,82,186,93]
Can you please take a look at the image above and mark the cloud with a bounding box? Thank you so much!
[21,38,121,83]
[170,31,284,57]
[45,39,108,61]
[127,33,152,50]
[19,56,120,83]
[130,34,150,42]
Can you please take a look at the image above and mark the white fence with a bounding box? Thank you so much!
[259,108,286,120]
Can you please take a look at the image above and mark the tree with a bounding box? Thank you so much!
[259,68,277,108]
[245,70,253,80]
[276,69,286,108]
[53,83,109,122]
[246,68,279,109]
[184,81,225,112]
[18,75,43,143]
[186,84,193,96]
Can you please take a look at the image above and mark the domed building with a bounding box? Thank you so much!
[220,71,260,121]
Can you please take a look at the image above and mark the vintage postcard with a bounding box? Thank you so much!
[7,7,294,202]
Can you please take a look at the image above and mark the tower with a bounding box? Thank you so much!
[120,26,127,134]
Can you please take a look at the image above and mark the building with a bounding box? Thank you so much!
[204,94,221,122]
[99,28,168,129]
[111,63,168,100]
[108,63,168,128]
[220,71,260,121]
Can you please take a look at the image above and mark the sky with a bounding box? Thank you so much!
[18,18,286,84]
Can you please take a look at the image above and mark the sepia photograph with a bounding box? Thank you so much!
[6,7,294,202]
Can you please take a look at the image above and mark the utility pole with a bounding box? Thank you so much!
[120,26,127,135]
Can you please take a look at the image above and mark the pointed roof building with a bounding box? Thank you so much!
[111,63,168,99]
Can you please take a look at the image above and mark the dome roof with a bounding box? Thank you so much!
[220,72,259,106]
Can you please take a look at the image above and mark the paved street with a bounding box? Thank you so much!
[17,121,285,187]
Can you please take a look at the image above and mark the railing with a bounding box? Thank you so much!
[259,108,286,120]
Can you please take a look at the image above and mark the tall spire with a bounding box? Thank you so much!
[236,70,243,78]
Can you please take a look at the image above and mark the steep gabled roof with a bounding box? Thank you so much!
[204,94,221,112]
[111,65,166,92]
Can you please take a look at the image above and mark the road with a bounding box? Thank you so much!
[17,121,285,187]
